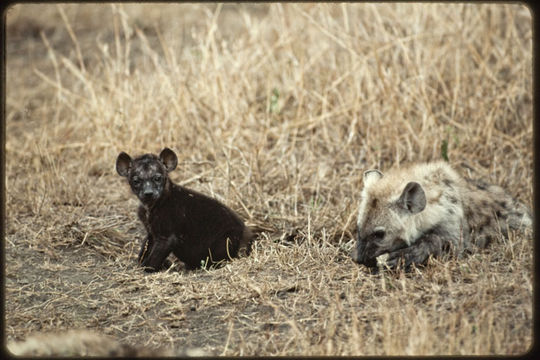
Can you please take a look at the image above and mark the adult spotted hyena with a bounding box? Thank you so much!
[351,161,532,269]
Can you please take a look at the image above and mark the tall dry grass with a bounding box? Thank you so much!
[5,3,533,356]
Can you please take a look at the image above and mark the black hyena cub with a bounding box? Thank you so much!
[116,148,253,272]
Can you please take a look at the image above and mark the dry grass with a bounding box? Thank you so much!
[5,3,533,356]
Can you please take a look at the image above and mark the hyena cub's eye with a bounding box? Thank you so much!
[153,174,162,183]
[132,177,141,186]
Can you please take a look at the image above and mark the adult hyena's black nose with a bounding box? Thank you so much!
[351,239,365,263]
[351,238,377,267]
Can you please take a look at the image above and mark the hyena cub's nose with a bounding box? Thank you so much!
[141,184,155,200]
[143,190,154,199]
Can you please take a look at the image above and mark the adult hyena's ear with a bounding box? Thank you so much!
[398,181,426,214]
[159,148,178,172]
[116,152,132,177]
[363,169,383,188]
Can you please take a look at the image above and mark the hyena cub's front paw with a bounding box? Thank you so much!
[138,236,174,272]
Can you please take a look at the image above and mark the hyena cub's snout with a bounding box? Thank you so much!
[141,183,156,201]
[136,173,165,204]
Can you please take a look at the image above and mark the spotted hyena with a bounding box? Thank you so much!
[351,161,532,269]
[116,148,253,272]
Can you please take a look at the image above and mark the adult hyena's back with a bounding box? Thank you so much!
[463,179,531,248]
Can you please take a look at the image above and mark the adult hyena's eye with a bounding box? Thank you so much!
[371,229,386,240]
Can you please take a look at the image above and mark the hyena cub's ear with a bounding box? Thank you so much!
[398,182,426,214]
[159,148,178,172]
[363,169,383,187]
[116,152,133,177]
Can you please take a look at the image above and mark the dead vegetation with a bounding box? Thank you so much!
[5,3,533,356]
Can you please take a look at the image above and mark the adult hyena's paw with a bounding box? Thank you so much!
[385,246,428,270]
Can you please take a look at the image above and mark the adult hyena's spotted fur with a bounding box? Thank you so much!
[351,161,532,269]
[464,178,531,248]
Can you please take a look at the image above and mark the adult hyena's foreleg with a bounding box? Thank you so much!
[384,231,456,270]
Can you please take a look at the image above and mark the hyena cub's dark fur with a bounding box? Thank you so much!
[116,148,253,272]
[351,161,532,270]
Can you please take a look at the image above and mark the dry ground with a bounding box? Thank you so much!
[4,3,533,356]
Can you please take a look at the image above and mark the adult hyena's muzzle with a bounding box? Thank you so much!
[350,239,377,268]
